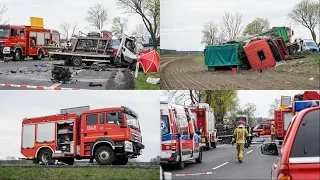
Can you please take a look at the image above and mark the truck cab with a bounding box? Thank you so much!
[160,102,202,169]
[302,39,319,52]
[0,25,26,60]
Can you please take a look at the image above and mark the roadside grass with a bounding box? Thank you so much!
[0,167,159,180]
[275,55,320,75]
[135,72,160,90]
[160,54,203,57]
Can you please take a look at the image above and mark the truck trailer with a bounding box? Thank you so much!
[21,106,144,165]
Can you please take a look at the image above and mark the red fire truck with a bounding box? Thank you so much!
[0,24,60,61]
[192,103,217,150]
[21,106,144,165]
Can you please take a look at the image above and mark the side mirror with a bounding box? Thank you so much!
[291,30,294,36]
[118,112,123,123]
[261,143,278,156]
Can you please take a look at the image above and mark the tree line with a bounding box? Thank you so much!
[0,0,160,50]
[201,0,320,45]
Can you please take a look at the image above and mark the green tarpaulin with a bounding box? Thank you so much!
[205,44,239,66]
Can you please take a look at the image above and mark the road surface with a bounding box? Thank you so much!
[163,137,277,179]
[0,59,135,90]
[160,56,319,90]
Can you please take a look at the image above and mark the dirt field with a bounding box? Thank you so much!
[160,55,320,90]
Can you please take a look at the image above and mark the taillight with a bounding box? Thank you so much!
[278,173,291,180]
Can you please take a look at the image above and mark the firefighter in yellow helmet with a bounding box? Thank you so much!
[270,124,275,142]
[232,120,248,163]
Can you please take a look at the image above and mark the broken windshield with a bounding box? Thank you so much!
[0,28,9,38]
[125,113,140,131]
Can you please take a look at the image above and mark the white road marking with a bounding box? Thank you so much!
[217,144,226,147]
[246,150,253,154]
[50,83,61,88]
[212,162,229,170]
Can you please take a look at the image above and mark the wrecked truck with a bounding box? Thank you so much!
[49,34,144,70]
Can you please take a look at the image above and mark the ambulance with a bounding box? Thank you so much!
[160,101,202,169]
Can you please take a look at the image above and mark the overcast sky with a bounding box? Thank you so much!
[160,90,314,117]
[0,91,160,162]
[161,0,320,51]
[1,0,141,38]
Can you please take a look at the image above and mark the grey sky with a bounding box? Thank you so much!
[161,0,320,51]
[1,0,141,38]
[160,90,312,117]
[0,90,160,162]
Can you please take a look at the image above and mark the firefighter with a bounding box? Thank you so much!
[270,124,275,142]
[246,124,252,147]
[187,115,195,157]
[232,120,248,163]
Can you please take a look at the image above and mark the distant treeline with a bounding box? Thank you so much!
[160,49,204,55]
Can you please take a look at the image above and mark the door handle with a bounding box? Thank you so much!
[104,132,108,135]
[84,133,87,136]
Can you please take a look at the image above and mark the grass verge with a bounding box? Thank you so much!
[160,54,203,57]
[135,72,160,90]
[0,167,159,180]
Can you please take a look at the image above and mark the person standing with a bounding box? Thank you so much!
[232,120,248,163]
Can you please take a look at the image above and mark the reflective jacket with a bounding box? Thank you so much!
[271,126,275,135]
[233,127,248,144]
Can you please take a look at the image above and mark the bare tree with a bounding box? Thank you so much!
[86,4,109,30]
[116,0,160,50]
[288,0,320,43]
[132,23,149,41]
[268,98,280,118]
[217,33,226,44]
[243,18,270,35]
[221,12,243,41]
[112,17,128,38]
[60,22,71,40]
[71,23,78,38]
[201,21,219,45]
[0,5,8,24]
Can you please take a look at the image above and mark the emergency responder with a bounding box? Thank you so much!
[186,109,195,158]
[246,124,252,147]
[270,124,275,142]
[232,120,248,163]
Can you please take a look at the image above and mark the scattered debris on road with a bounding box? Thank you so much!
[51,66,72,83]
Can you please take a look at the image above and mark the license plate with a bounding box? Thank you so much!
[202,138,206,143]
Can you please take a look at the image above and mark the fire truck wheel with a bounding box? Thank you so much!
[112,156,129,165]
[72,56,82,66]
[33,50,43,60]
[13,49,22,61]
[94,146,115,165]
[175,160,185,169]
[38,148,53,163]
[195,149,202,163]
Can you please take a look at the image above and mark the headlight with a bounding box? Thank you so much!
[2,47,10,54]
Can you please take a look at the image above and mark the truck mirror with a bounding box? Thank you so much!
[291,30,294,36]
[118,112,123,123]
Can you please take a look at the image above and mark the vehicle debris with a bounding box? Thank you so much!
[88,82,102,87]
[146,77,160,84]
[51,66,72,83]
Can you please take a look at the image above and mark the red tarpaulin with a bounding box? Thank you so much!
[137,50,160,73]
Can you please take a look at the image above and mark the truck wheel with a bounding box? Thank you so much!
[13,49,22,61]
[72,56,82,66]
[94,146,115,165]
[112,156,129,165]
[38,148,53,163]
[175,159,185,169]
[33,50,43,60]
[195,149,202,163]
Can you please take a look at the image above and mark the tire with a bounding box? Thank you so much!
[60,158,74,165]
[94,146,115,165]
[13,49,22,61]
[72,56,82,66]
[195,149,202,163]
[37,148,53,163]
[175,159,185,169]
[85,61,94,66]
[112,156,129,165]
[33,50,43,60]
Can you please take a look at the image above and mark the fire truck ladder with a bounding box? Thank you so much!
[276,112,283,142]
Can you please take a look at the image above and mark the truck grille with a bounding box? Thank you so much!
[131,133,141,143]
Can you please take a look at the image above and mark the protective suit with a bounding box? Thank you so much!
[232,121,248,163]
[270,125,275,142]
[188,120,194,157]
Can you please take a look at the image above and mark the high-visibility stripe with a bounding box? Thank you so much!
[0,83,82,90]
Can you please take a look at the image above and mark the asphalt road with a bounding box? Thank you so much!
[163,137,277,179]
[0,58,135,90]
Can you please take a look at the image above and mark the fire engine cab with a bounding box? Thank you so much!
[160,101,202,169]
[21,106,144,165]
[0,17,60,61]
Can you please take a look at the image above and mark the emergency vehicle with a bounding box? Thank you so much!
[274,91,320,144]
[21,106,144,165]
[160,102,202,169]
[0,17,60,61]
[235,115,249,125]
[252,120,274,137]
[193,103,217,150]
